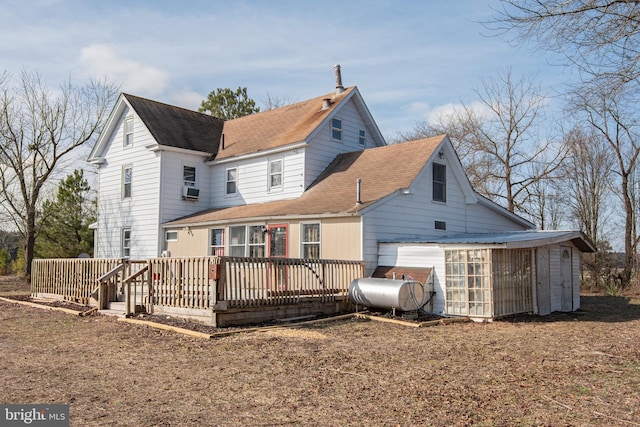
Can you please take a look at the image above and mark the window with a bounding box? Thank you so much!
[122,166,132,199]
[229,226,245,256]
[301,223,320,259]
[248,225,265,257]
[209,228,224,256]
[433,163,446,202]
[331,118,342,141]
[165,231,178,242]
[445,249,490,316]
[228,225,265,257]
[359,129,366,146]
[183,166,196,187]
[226,168,237,195]
[269,158,283,190]
[122,228,131,258]
[123,117,133,147]
[435,220,447,230]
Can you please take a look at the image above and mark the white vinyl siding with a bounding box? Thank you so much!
[210,149,304,207]
[304,99,375,188]
[95,108,162,259]
[159,153,210,224]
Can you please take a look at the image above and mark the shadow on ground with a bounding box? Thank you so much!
[499,294,640,324]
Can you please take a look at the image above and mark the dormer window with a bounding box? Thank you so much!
[331,118,342,141]
[123,117,133,147]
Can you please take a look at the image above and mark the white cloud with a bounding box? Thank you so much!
[80,44,168,97]
[425,101,491,124]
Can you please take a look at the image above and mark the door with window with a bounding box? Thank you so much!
[268,224,288,291]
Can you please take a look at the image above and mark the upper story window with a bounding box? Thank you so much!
[226,168,237,195]
[301,223,320,259]
[331,118,342,141]
[269,158,283,190]
[183,166,196,187]
[433,163,446,203]
[122,166,132,199]
[359,130,366,146]
[123,117,134,147]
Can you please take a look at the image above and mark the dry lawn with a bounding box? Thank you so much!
[1,276,639,426]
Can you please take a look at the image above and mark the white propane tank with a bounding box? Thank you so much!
[348,277,426,311]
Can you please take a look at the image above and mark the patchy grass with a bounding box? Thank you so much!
[0,277,639,426]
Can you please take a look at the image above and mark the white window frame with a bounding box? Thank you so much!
[209,228,224,256]
[358,129,366,146]
[226,167,238,195]
[165,231,178,242]
[183,165,196,187]
[268,158,283,191]
[228,224,266,257]
[122,165,132,199]
[301,223,321,259]
[433,163,446,203]
[122,228,131,258]
[229,225,246,256]
[123,116,133,147]
[331,118,342,142]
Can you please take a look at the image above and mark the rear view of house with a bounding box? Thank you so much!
[86,67,594,321]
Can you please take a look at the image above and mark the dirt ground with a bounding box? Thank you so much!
[1,276,640,426]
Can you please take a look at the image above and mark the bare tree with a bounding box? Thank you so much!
[0,70,118,277]
[562,126,614,246]
[571,84,640,286]
[491,0,640,90]
[398,70,565,219]
[262,92,294,110]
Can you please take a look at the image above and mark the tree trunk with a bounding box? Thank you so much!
[25,206,36,278]
[621,173,634,287]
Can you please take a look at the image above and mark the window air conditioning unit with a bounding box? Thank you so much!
[183,186,199,200]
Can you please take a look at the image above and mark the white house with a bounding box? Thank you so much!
[87,69,594,319]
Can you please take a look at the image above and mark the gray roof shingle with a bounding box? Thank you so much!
[124,93,224,154]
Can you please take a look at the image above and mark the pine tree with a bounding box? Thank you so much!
[35,169,96,258]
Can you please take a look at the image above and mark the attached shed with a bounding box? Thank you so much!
[378,230,595,320]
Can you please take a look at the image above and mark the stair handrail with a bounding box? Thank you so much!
[123,265,149,316]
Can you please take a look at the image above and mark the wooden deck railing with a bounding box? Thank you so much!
[31,258,124,305]
[223,257,364,307]
[148,257,220,309]
[31,256,364,310]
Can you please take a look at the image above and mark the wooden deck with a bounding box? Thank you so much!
[31,256,364,327]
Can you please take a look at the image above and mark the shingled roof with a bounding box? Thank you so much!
[214,87,357,160]
[124,94,224,154]
[165,135,447,226]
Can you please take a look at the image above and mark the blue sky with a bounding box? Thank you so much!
[1,0,566,140]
